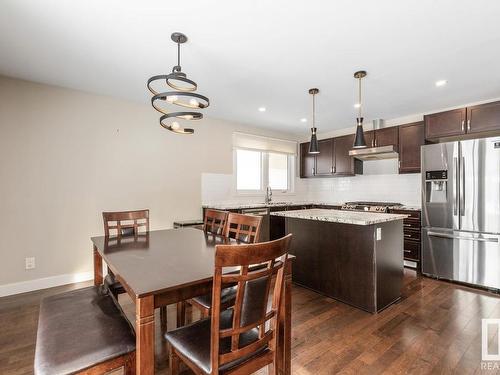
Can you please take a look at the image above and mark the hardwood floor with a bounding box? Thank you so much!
[1,269,500,374]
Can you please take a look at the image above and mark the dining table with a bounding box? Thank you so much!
[91,227,293,375]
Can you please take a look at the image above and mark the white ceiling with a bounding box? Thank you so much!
[1,0,500,135]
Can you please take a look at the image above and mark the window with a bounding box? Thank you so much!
[235,150,294,193]
[233,132,297,194]
[236,149,262,191]
[268,152,288,190]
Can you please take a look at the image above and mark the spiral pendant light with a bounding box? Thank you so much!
[352,70,367,148]
[147,32,209,134]
[308,88,320,154]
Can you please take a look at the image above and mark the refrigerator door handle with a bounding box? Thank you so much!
[460,156,465,216]
[453,157,458,216]
[427,231,499,243]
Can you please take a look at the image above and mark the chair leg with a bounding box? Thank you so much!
[176,301,186,327]
[160,306,167,332]
[169,346,180,375]
[124,352,136,375]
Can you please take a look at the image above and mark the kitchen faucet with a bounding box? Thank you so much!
[265,186,273,204]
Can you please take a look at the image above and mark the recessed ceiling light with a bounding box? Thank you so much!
[354,103,361,108]
[435,80,447,87]
[258,107,266,112]
[300,118,307,123]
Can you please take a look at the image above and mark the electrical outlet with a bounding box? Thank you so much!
[376,228,382,241]
[25,257,35,270]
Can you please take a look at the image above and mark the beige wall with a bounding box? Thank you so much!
[0,76,295,287]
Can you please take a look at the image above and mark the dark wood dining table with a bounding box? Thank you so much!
[91,228,292,375]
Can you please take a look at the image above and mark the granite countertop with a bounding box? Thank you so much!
[271,208,408,226]
[398,205,421,211]
[202,201,343,210]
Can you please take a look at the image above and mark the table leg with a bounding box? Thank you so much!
[136,295,155,375]
[93,245,103,286]
[277,272,292,375]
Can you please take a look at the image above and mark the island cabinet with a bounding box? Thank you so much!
[275,209,405,313]
[424,100,500,141]
[398,121,425,173]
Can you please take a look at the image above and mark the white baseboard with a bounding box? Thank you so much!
[0,272,94,297]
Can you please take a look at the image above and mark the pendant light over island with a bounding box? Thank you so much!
[308,88,320,154]
[352,70,367,148]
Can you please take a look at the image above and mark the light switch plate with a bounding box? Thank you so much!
[376,228,382,241]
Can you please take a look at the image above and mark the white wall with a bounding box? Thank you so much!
[0,76,296,292]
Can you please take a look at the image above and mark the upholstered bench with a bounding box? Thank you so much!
[34,286,136,375]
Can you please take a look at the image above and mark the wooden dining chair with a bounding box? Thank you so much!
[102,209,150,297]
[183,213,263,323]
[223,212,262,243]
[165,234,292,375]
[203,209,229,235]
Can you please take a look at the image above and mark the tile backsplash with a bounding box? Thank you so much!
[202,171,421,206]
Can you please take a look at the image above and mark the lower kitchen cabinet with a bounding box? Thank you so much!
[391,209,422,269]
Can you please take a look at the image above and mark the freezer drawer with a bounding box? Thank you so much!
[422,228,500,290]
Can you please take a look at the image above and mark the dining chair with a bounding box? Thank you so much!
[102,209,150,297]
[203,209,229,235]
[165,234,292,375]
[183,213,263,323]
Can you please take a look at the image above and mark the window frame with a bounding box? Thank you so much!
[233,148,295,196]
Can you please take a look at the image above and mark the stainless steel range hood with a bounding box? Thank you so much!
[349,119,399,161]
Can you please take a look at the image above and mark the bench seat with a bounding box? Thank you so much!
[34,286,135,375]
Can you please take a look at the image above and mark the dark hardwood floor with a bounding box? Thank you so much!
[1,269,499,374]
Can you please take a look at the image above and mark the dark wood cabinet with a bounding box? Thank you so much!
[315,139,334,175]
[424,108,467,139]
[363,130,375,147]
[334,134,362,175]
[398,121,425,173]
[300,142,315,178]
[299,134,361,178]
[391,209,421,269]
[467,101,500,134]
[374,127,399,149]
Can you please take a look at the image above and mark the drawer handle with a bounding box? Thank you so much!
[403,224,412,227]
[404,234,412,238]
[404,250,411,253]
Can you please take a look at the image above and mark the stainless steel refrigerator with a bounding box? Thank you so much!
[421,136,500,290]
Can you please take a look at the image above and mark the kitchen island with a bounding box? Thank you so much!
[272,208,407,313]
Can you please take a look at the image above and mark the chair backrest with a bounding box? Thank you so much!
[223,213,262,243]
[210,234,292,374]
[203,209,228,235]
[102,209,150,237]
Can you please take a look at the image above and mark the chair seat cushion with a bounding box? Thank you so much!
[34,286,135,375]
[165,309,268,374]
[191,286,237,310]
[104,273,126,295]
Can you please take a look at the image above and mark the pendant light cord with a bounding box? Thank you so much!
[312,92,315,130]
[358,76,362,119]
[177,40,181,71]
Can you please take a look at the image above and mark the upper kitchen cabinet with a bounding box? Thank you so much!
[299,134,362,178]
[424,108,467,139]
[467,101,500,134]
[398,121,425,173]
[363,130,375,147]
[373,126,399,149]
[425,101,500,141]
[334,134,363,176]
[300,142,315,178]
[315,139,335,175]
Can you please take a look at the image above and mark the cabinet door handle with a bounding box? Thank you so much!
[330,166,334,174]
[312,167,315,175]
[467,119,471,132]
[461,120,465,132]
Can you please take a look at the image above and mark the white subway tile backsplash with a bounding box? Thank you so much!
[201,172,421,206]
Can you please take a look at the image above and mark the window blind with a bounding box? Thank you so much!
[232,132,297,155]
